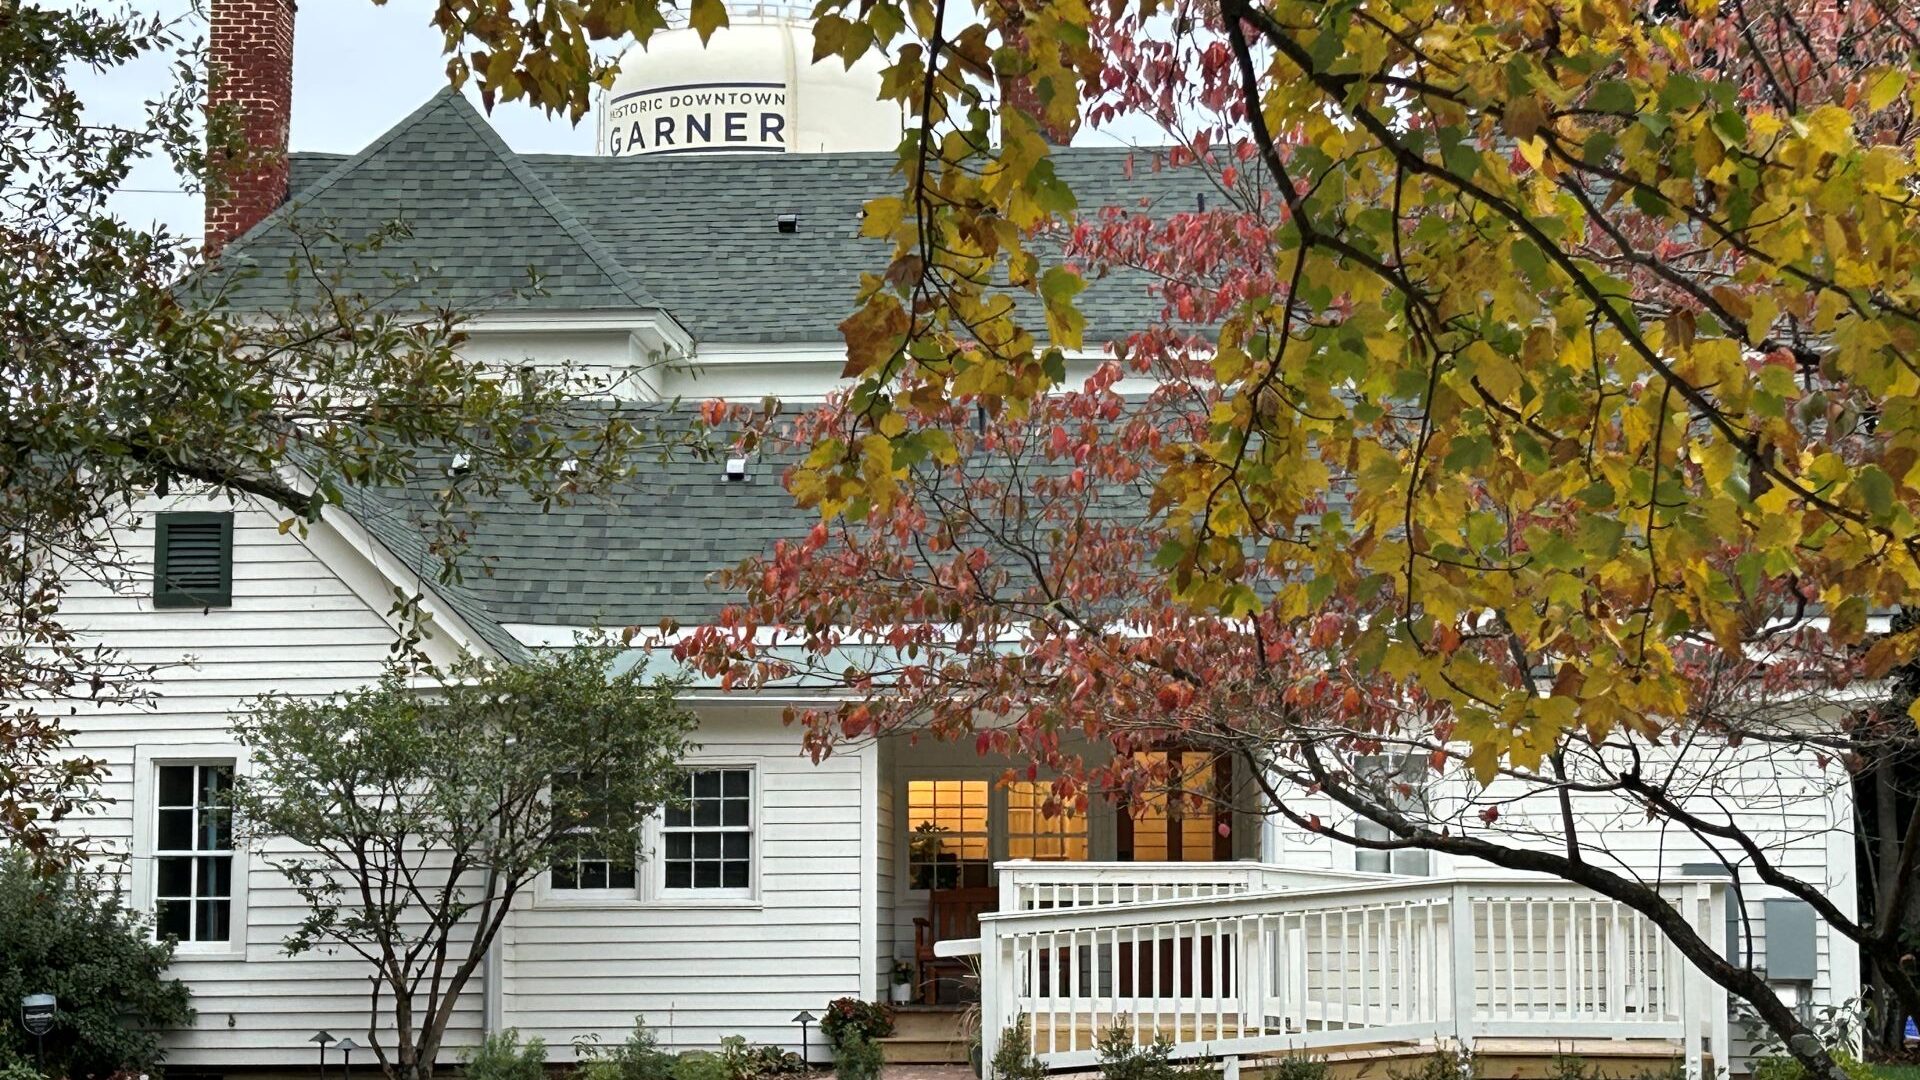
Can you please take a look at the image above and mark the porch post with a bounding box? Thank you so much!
[1449,881,1478,1052]
[1679,883,1705,1080]
[979,914,1009,1079]
[1707,882,1731,1079]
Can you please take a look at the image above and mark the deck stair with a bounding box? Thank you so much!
[880,1005,974,1065]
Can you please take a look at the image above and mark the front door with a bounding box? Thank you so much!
[1115,750,1234,862]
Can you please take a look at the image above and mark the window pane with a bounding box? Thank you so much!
[693,771,721,798]
[157,809,192,851]
[157,899,190,940]
[722,832,748,859]
[693,799,720,827]
[157,856,191,898]
[665,861,691,889]
[552,861,578,890]
[694,833,721,859]
[723,771,748,797]
[722,860,748,889]
[197,898,230,942]
[200,765,233,803]
[722,797,748,827]
[159,766,193,807]
[609,864,636,890]
[665,804,690,828]
[197,855,232,898]
[693,861,720,888]
[581,861,608,890]
[665,833,691,860]
[200,807,232,852]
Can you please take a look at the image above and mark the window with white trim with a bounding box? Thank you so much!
[907,779,990,889]
[662,768,753,893]
[549,773,636,891]
[154,763,235,941]
[1352,754,1432,875]
[1006,781,1087,861]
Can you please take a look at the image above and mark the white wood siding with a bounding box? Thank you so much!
[498,706,873,1061]
[55,495,486,1070]
[1259,742,1860,1036]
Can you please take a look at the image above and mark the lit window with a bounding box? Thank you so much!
[1352,755,1432,876]
[907,779,990,889]
[154,763,234,942]
[662,768,753,892]
[1006,782,1087,861]
[550,773,636,891]
[1123,751,1225,862]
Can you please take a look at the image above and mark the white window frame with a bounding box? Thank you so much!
[1351,754,1433,877]
[903,776,994,893]
[544,771,639,897]
[651,762,759,904]
[131,743,248,959]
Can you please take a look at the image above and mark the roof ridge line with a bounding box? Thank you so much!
[213,87,468,263]
[441,96,663,312]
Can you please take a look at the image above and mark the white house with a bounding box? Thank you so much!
[44,1,1861,1076]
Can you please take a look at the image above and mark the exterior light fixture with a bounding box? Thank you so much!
[309,1031,336,1078]
[21,995,56,1071]
[791,1010,817,1064]
[336,1037,362,1077]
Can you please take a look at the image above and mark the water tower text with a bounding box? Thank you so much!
[606,82,789,155]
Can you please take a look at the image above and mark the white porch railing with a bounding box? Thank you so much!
[961,870,1730,1079]
[998,860,1395,911]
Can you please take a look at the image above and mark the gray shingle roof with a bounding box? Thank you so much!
[208,90,659,314]
[230,89,1209,341]
[218,91,1222,631]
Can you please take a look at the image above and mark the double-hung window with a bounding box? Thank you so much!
[661,768,753,896]
[154,763,235,942]
[1352,754,1432,875]
[549,773,637,892]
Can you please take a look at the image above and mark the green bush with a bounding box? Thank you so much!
[1388,1049,1474,1080]
[573,1018,677,1080]
[991,1017,1047,1080]
[831,1033,884,1080]
[716,1037,805,1080]
[1752,1054,1877,1080]
[1096,1021,1179,1080]
[672,1052,730,1080]
[0,854,194,1079]
[820,998,895,1049]
[462,1030,547,1080]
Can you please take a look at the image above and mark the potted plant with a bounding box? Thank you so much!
[890,960,915,1004]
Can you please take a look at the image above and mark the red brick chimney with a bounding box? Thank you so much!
[204,0,296,257]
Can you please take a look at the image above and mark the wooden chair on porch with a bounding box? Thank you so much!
[913,885,997,1004]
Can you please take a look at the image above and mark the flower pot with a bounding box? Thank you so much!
[890,981,913,1004]
[968,1042,984,1078]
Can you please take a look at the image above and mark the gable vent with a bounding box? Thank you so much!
[154,512,234,609]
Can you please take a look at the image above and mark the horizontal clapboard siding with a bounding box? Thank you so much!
[54,495,487,1071]
[499,708,873,1060]
[1261,741,1858,1042]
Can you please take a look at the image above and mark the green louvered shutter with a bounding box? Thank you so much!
[153,512,234,608]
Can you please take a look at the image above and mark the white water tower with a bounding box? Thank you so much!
[597,1,903,157]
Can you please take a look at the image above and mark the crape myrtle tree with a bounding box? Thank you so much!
[229,645,695,1080]
[2,3,719,865]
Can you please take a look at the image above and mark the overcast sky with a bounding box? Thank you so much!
[99,1,1153,242]
[107,2,629,240]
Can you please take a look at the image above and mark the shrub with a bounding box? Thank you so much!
[1096,1021,1179,1080]
[462,1030,547,1080]
[831,1033,884,1080]
[821,998,895,1049]
[573,1018,677,1080]
[1388,1049,1474,1080]
[991,1017,1047,1080]
[717,1036,805,1080]
[1752,1054,1876,1080]
[672,1052,730,1080]
[0,854,194,1079]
